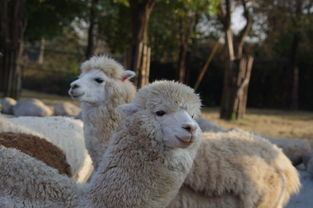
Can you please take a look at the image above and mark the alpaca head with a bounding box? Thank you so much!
[118,80,202,149]
[68,56,135,105]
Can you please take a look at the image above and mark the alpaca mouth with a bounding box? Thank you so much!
[69,90,85,99]
[175,136,193,146]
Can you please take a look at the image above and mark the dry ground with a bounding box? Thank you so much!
[202,108,313,142]
[21,90,313,142]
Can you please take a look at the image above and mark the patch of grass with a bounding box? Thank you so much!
[202,108,313,142]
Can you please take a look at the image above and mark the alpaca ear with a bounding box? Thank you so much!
[117,103,142,117]
[120,70,136,82]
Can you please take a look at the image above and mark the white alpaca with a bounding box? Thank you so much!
[69,55,136,170]
[0,80,202,208]
[229,128,311,166]
[168,129,301,208]
[0,116,45,138]
[200,120,311,166]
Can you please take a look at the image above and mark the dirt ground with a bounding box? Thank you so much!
[21,90,313,142]
[202,107,313,142]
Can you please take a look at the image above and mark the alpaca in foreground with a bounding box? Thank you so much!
[85,80,202,207]
[0,80,202,208]
[69,55,136,170]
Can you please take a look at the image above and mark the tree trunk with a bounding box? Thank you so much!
[288,32,300,110]
[38,38,45,64]
[85,0,98,59]
[218,0,253,120]
[177,40,188,83]
[220,56,253,120]
[0,0,25,99]
[177,16,188,83]
[0,49,21,98]
[288,0,303,110]
[128,0,155,88]
[291,65,299,110]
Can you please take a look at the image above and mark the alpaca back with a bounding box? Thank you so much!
[180,131,300,208]
[0,132,71,176]
[0,145,79,207]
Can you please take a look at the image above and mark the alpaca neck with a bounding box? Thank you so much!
[86,124,198,208]
[81,81,136,170]
[81,102,121,170]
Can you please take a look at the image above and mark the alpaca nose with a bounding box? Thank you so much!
[71,83,80,89]
[182,123,196,133]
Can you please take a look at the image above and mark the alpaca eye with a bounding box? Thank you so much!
[94,78,104,84]
[156,110,166,116]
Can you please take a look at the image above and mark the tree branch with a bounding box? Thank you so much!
[217,0,231,29]
[237,0,253,58]
[225,0,232,28]
[146,0,155,9]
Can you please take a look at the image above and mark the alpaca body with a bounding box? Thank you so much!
[168,130,300,208]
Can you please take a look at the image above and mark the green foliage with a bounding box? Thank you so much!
[113,0,129,7]
[149,0,219,61]
[25,0,84,41]
[96,1,132,54]
[100,0,220,56]
[255,0,313,61]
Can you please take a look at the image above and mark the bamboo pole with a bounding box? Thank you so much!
[194,39,221,90]
[145,46,151,85]
[141,44,148,86]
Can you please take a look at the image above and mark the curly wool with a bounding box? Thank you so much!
[7,116,87,178]
[0,116,44,137]
[0,145,79,208]
[168,130,301,208]
[80,55,124,79]
[134,80,201,118]
[0,132,72,176]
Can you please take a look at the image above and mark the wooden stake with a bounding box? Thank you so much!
[194,39,221,90]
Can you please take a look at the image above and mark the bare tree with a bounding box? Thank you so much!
[38,38,45,64]
[85,0,99,59]
[218,0,254,120]
[289,0,304,110]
